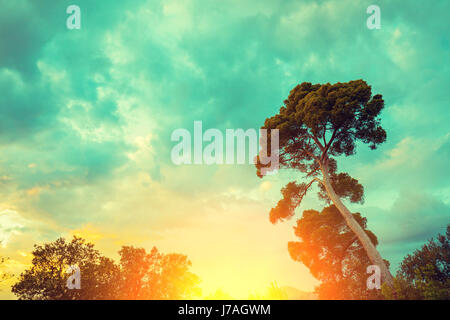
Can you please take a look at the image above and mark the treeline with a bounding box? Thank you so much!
[11,237,200,300]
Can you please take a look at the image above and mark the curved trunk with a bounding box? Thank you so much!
[320,162,394,286]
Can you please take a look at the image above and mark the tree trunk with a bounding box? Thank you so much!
[320,162,394,287]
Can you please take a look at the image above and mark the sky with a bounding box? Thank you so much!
[0,0,449,299]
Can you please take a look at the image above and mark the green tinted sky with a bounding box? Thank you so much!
[0,0,449,297]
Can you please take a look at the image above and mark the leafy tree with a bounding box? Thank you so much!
[256,80,393,285]
[289,205,385,299]
[11,237,120,300]
[118,246,201,299]
[156,251,201,299]
[12,237,201,300]
[382,225,450,300]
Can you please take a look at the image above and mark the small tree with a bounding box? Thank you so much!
[256,80,393,285]
[11,237,120,300]
[119,246,201,299]
[12,237,201,300]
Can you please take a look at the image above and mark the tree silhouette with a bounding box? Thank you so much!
[12,237,120,300]
[12,237,200,300]
[118,246,201,299]
[289,205,384,299]
[256,80,393,285]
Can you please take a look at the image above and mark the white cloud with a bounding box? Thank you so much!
[0,209,28,247]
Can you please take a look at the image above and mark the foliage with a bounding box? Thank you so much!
[268,160,364,224]
[12,237,200,300]
[382,225,450,300]
[256,79,386,183]
[11,237,120,300]
[256,79,393,288]
[288,205,384,300]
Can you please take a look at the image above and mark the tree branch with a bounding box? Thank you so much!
[310,134,325,151]
[313,177,324,186]
[321,128,338,161]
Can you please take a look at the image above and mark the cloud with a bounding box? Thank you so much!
[0,209,28,247]
[351,134,450,194]
[377,192,448,243]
